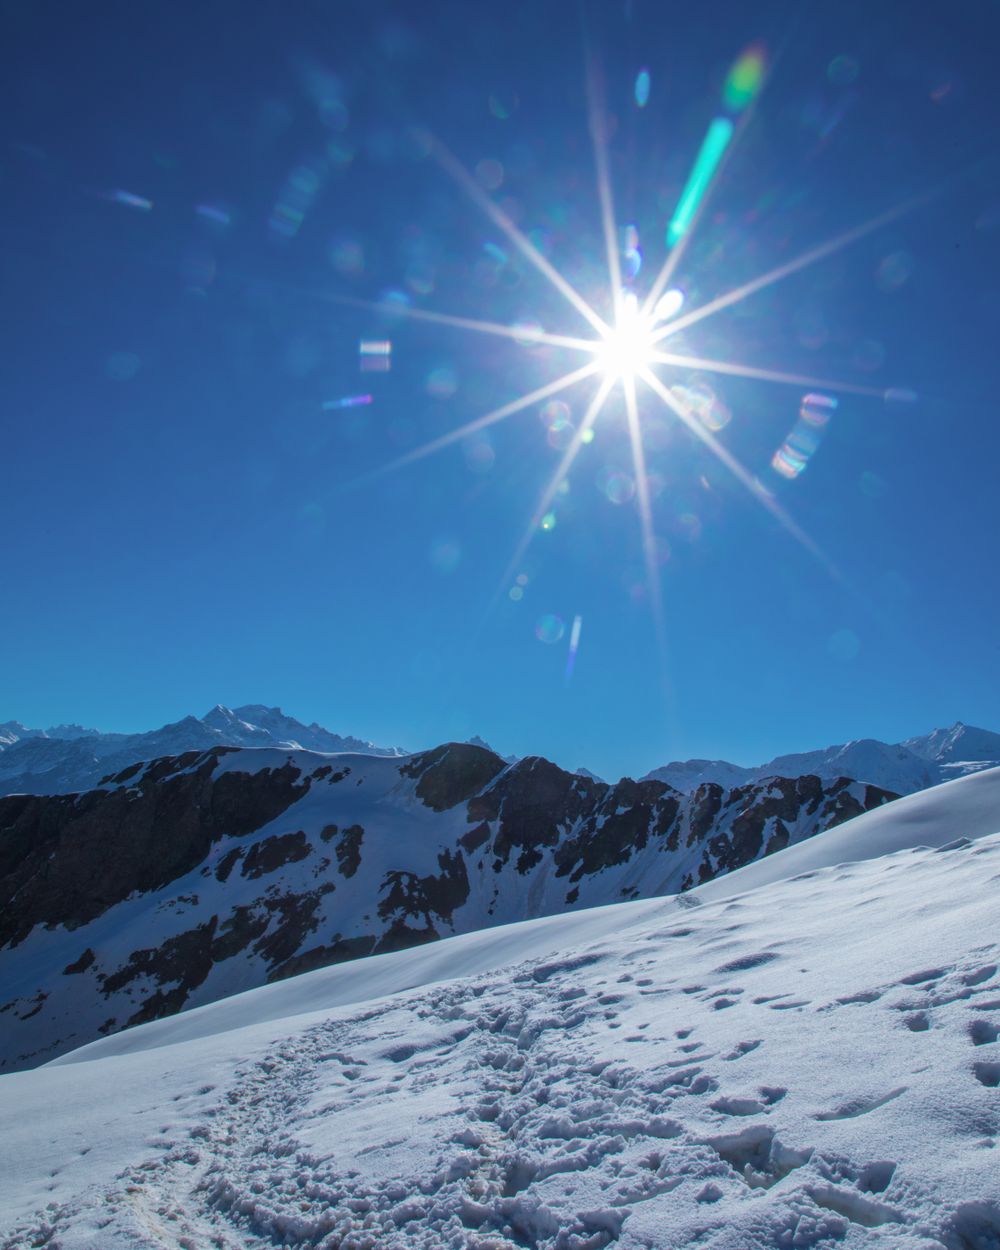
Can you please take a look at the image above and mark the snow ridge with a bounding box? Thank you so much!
[645,721,1000,796]
[0,744,894,1071]
[0,704,407,797]
[2,789,999,1249]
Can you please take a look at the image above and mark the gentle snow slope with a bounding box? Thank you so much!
[2,772,1000,1249]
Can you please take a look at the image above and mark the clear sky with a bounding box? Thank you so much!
[3,0,999,781]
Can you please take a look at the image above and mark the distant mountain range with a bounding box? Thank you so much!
[644,721,1000,795]
[0,704,407,797]
[1,707,998,800]
[0,742,895,1070]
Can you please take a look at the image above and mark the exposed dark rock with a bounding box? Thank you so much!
[459,822,491,854]
[312,765,351,785]
[100,760,143,786]
[488,758,600,865]
[62,948,96,975]
[0,738,904,1072]
[335,825,364,878]
[214,848,242,882]
[252,887,334,967]
[554,778,678,883]
[211,906,269,962]
[269,934,378,982]
[0,749,311,947]
[240,831,311,879]
[379,849,470,927]
[400,743,506,812]
[692,775,895,884]
[101,918,220,1009]
[375,920,439,954]
[687,783,724,847]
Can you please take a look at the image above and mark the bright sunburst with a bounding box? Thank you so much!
[342,38,918,641]
[595,294,657,385]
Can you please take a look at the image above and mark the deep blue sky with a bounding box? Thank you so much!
[3,0,999,780]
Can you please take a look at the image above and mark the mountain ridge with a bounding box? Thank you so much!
[0,739,894,1070]
[2,710,997,800]
[0,704,408,798]
[3,769,1000,1250]
[644,720,1000,794]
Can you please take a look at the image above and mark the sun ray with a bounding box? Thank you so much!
[623,374,668,644]
[585,49,625,327]
[325,292,599,354]
[347,360,602,487]
[650,350,888,398]
[640,112,744,322]
[651,192,933,347]
[492,375,616,605]
[639,366,840,578]
[426,133,612,339]
[640,46,773,323]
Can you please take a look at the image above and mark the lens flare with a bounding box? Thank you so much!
[322,394,373,410]
[666,117,733,246]
[772,393,838,479]
[565,614,583,681]
[723,43,767,112]
[535,614,565,644]
[336,35,923,639]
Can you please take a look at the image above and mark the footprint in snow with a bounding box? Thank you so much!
[973,1062,1000,1088]
[899,966,951,986]
[903,1011,930,1031]
[723,1039,762,1061]
[814,1086,907,1121]
[970,1020,1000,1046]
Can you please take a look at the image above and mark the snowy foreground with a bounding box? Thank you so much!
[2,771,1000,1249]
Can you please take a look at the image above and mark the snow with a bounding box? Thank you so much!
[2,770,1000,1248]
[644,721,1000,796]
[0,705,407,798]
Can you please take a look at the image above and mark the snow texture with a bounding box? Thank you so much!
[2,766,999,1249]
[0,745,892,1070]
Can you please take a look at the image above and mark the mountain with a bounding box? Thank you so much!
[2,769,999,1250]
[902,721,1000,777]
[0,704,406,797]
[0,742,894,1071]
[646,721,1000,796]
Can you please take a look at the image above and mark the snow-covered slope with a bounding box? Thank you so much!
[2,771,998,1249]
[0,704,406,797]
[646,721,999,796]
[0,744,892,1070]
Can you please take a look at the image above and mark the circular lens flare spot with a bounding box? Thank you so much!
[597,467,636,505]
[535,614,565,644]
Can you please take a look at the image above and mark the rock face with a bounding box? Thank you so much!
[0,742,895,1071]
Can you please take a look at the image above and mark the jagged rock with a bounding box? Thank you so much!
[0,743,896,1071]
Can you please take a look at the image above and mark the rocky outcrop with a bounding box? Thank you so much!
[0,743,897,1071]
[0,748,310,947]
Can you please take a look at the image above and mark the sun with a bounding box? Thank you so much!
[342,52,906,636]
[595,294,657,384]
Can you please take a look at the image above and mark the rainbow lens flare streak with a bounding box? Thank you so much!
[565,615,583,682]
[347,38,917,646]
[666,117,733,247]
[772,393,837,479]
[323,393,374,411]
